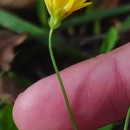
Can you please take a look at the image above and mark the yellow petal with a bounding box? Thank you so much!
[44,0,50,14]
[70,1,92,12]
[53,0,74,12]
[74,0,85,4]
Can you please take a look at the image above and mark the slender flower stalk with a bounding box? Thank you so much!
[44,0,92,129]
[49,29,77,130]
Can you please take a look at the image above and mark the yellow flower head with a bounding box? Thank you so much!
[44,0,92,29]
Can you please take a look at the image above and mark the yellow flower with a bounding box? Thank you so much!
[44,0,92,29]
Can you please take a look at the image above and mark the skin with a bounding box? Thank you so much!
[13,43,130,130]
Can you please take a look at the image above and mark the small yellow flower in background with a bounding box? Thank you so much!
[44,0,92,29]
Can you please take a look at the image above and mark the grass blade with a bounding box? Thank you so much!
[62,5,130,28]
[124,107,130,130]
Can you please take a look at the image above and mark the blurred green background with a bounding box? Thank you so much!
[0,0,130,129]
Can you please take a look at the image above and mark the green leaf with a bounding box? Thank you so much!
[100,27,118,53]
[98,124,114,130]
[0,104,17,130]
[0,10,48,37]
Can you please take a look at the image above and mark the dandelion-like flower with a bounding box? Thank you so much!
[44,0,92,29]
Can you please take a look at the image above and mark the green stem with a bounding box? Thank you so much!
[49,29,78,130]
[124,107,130,130]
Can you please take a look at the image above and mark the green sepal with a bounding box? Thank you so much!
[49,16,61,29]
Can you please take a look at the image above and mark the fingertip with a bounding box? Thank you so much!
[13,77,72,130]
